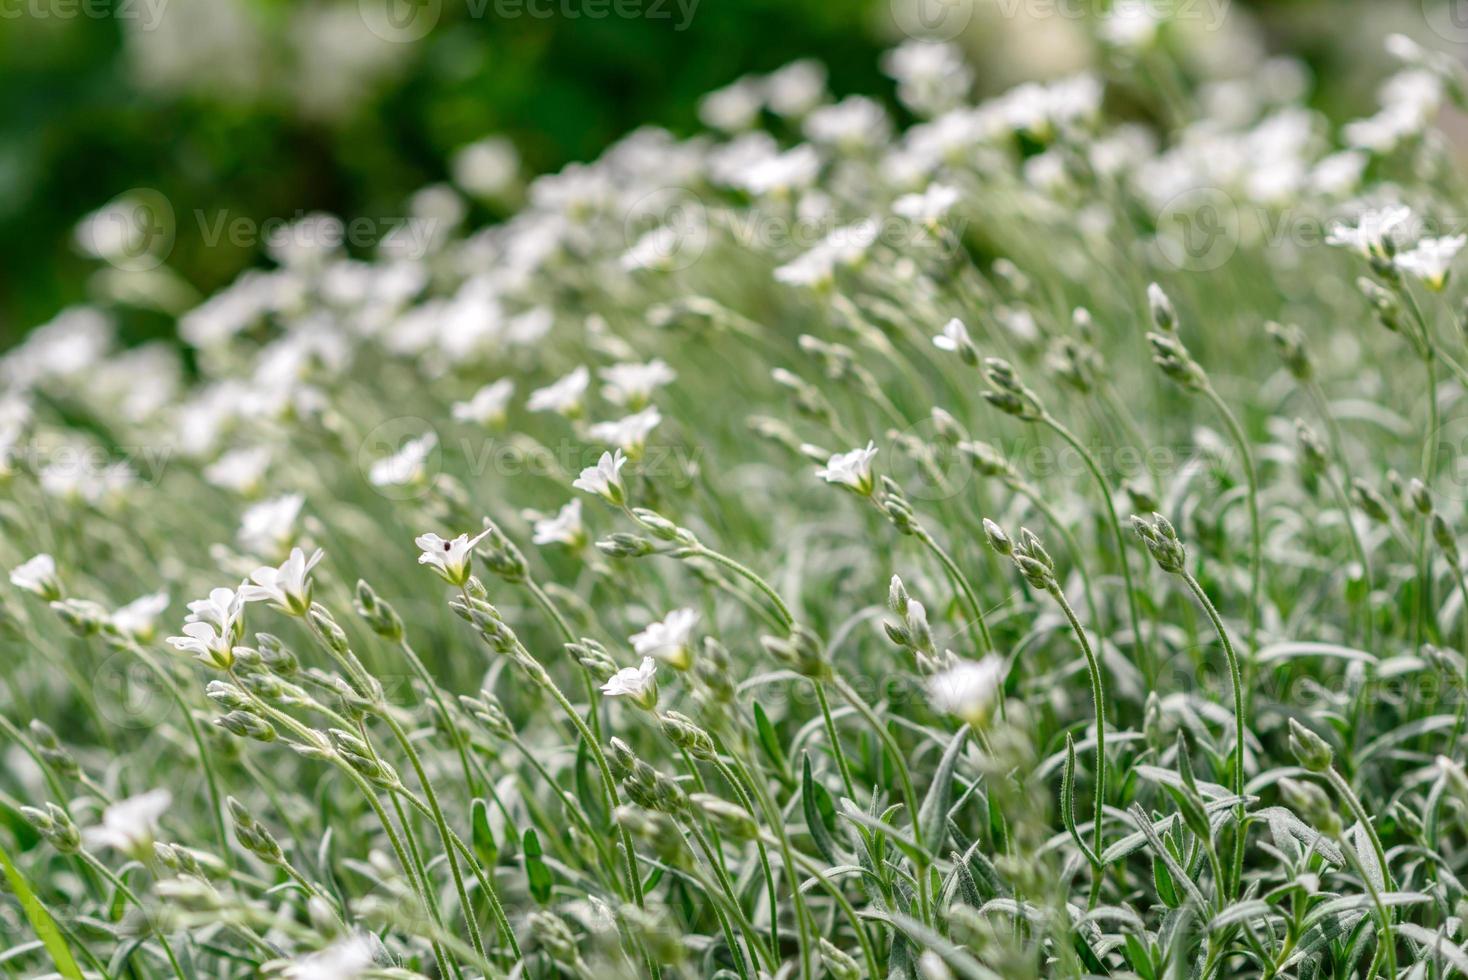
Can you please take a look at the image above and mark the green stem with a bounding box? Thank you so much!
[1044,415,1151,683]
[1200,385,1261,662]
[1180,570,1247,899]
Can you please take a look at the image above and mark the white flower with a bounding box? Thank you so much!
[621,227,686,273]
[452,380,515,427]
[282,933,378,980]
[763,59,826,117]
[527,366,590,417]
[573,450,628,505]
[816,442,879,496]
[185,585,246,634]
[741,145,821,197]
[932,318,974,356]
[451,136,520,200]
[927,657,1006,728]
[894,183,959,226]
[630,608,699,670]
[601,359,675,408]
[369,432,437,488]
[1326,205,1414,259]
[1395,235,1466,290]
[170,585,245,668]
[204,447,271,496]
[241,547,324,615]
[238,493,305,558]
[532,499,586,548]
[111,591,169,641]
[588,407,662,456]
[1098,1,1159,49]
[416,528,493,585]
[601,656,658,708]
[804,96,890,150]
[83,789,171,856]
[698,77,763,132]
[10,553,60,600]
[167,621,236,669]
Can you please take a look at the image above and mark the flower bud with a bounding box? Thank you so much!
[353,581,404,642]
[596,533,655,558]
[1287,718,1333,773]
[1147,282,1176,331]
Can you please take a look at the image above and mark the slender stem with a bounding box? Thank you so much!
[917,528,993,653]
[1200,385,1262,661]
[812,682,857,802]
[1047,585,1106,875]
[683,546,795,629]
[707,753,781,964]
[78,852,185,979]
[1180,570,1247,899]
[1044,415,1151,682]
[828,673,931,924]
[379,712,490,963]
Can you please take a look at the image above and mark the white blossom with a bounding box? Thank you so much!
[368,432,437,488]
[927,657,1005,729]
[531,499,586,548]
[816,442,879,496]
[588,407,662,456]
[111,591,170,640]
[238,493,305,558]
[416,528,493,586]
[630,608,698,670]
[601,656,658,707]
[572,450,628,505]
[241,547,325,615]
[1394,234,1465,290]
[83,789,171,856]
[204,447,272,496]
[527,366,590,417]
[601,359,675,408]
[10,553,60,600]
[452,380,515,427]
[932,318,973,354]
[894,183,959,226]
[1326,205,1413,259]
[281,933,378,980]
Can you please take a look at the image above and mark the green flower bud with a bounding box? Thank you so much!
[1287,718,1333,773]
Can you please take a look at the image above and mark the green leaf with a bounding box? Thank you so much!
[918,726,966,855]
[523,828,553,905]
[471,798,497,868]
[0,835,83,980]
[800,753,841,865]
[575,741,608,830]
[752,701,791,784]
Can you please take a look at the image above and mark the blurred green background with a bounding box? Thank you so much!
[0,0,1450,344]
